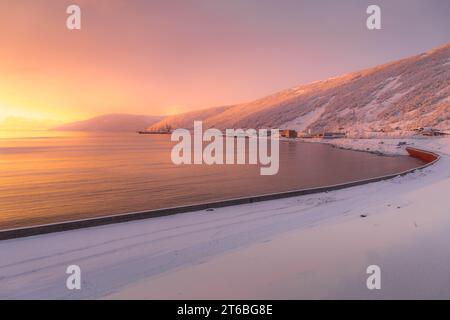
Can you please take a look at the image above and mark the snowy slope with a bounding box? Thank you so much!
[149,42,450,135]
[148,105,231,131]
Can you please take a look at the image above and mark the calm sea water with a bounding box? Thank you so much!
[0,131,423,230]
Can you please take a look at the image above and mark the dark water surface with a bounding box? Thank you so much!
[0,132,423,230]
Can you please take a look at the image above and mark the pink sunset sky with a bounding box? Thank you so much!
[0,0,449,128]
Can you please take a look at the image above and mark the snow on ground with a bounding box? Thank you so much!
[375,76,402,97]
[281,100,330,132]
[0,137,449,299]
[281,105,326,132]
[300,136,450,156]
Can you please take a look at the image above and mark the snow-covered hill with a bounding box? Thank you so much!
[149,42,450,136]
[148,106,231,131]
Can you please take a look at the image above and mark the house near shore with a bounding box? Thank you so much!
[298,129,317,138]
[414,127,448,136]
[280,129,298,138]
[298,132,314,138]
[323,132,347,139]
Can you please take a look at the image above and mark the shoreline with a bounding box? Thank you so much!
[0,141,436,241]
[1,136,448,299]
[298,136,449,156]
[108,137,450,300]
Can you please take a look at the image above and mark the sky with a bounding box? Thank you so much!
[0,0,449,129]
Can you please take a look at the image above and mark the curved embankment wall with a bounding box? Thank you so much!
[0,147,440,241]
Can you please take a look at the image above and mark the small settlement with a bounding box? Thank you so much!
[280,129,347,139]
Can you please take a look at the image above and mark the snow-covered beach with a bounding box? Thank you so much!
[1,0,448,302]
[0,137,449,299]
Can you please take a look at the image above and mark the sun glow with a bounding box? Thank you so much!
[0,104,45,120]
[0,103,69,131]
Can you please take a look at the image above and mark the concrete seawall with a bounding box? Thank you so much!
[0,148,440,241]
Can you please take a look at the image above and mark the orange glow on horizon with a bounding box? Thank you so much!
[1,1,448,131]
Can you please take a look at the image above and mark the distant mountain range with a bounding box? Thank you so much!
[148,42,450,136]
[54,114,163,132]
